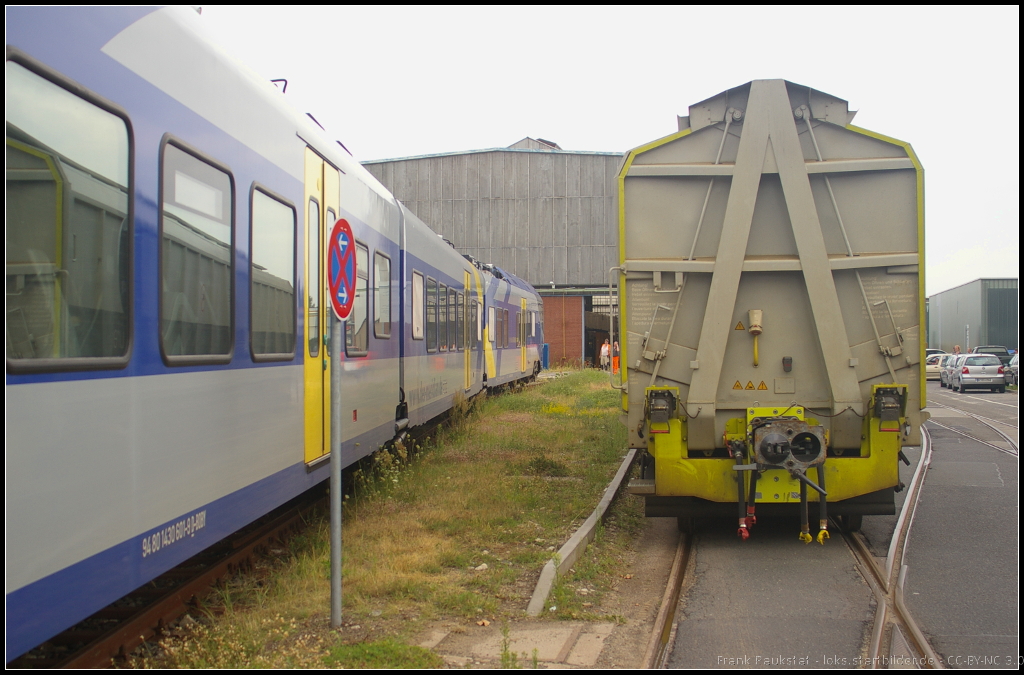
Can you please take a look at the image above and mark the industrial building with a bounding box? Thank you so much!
[927,278,1018,353]
[363,139,623,367]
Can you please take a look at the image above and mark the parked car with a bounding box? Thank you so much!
[938,353,961,388]
[970,345,1012,366]
[1006,354,1019,386]
[950,354,1006,393]
[926,354,943,380]
[926,348,946,357]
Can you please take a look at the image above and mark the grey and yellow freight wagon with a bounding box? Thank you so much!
[617,80,926,542]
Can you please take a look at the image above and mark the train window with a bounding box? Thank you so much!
[374,252,391,338]
[530,311,536,338]
[6,59,131,370]
[488,307,496,344]
[306,199,320,357]
[412,271,424,339]
[504,309,510,348]
[452,286,460,350]
[473,300,481,348]
[438,284,448,351]
[426,277,437,352]
[160,139,234,363]
[345,242,369,355]
[513,311,519,348]
[456,291,465,350]
[250,186,296,360]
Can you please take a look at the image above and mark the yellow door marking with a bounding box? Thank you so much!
[758,381,768,390]
[735,321,745,330]
[733,381,743,390]
[745,381,755,390]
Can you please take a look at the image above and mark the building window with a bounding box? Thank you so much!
[250,186,295,359]
[160,139,233,362]
[6,59,131,368]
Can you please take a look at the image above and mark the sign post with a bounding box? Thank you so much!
[327,218,355,629]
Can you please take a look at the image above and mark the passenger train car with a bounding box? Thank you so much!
[5,6,542,659]
[619,80,926,542]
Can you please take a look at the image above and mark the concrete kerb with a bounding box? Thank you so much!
[526,449,638,616]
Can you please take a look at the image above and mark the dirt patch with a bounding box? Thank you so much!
[590,516,679,668]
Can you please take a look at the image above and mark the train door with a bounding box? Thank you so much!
[303,148,340,464]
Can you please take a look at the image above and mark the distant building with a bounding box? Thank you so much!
[364,139,624,367]
[927,278,1018,352]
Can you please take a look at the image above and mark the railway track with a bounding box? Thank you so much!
[839,425,942,669]
[925,400,1018,457]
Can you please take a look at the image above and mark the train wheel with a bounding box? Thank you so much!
[840,514,862,532]
[676,516,694,534]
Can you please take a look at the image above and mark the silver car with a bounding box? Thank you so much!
[950,354,1006,393]
[938,353,961,388]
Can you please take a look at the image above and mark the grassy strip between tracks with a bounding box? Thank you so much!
[128,369,638,668]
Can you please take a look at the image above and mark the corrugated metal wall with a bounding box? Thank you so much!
[984,280,1019,349]
[927,278,1018,352]
[364,149,622,286]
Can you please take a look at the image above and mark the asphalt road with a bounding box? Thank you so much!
[905,383,1019,669]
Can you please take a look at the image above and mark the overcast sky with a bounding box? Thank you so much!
[199,5,1018,297]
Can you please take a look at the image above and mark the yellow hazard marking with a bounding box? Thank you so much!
[745,381,755,390]
[733,381,743,390]
[735,321,745,330]
[758,381,768,390]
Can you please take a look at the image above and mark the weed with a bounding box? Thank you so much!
[500,622,519,669]
[323,638,443,669]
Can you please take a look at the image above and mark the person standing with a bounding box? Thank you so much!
[600,339,611,370]
[612,341,620,374]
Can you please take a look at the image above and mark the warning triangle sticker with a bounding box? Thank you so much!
[758,381,768,390]
[733,381,743,390]
[745,381,755,390]
[735,321,745,330]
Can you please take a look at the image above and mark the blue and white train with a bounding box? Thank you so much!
[5,6,543,660]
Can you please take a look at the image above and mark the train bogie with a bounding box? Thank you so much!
[619,80,924,541]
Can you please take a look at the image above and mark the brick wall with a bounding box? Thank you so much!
[542,296,583,367]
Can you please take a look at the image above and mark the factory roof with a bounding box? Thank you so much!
[363,138,621,164]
